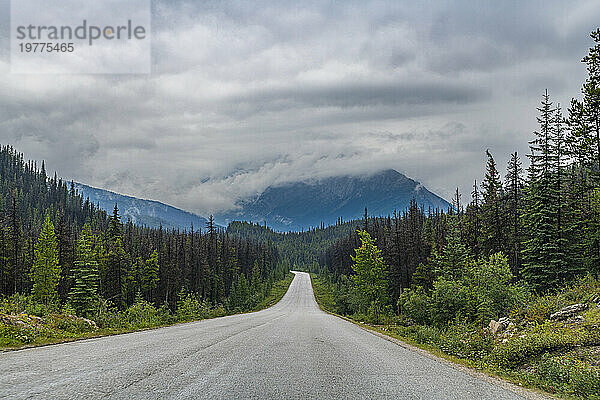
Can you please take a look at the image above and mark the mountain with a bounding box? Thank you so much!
[74,183,208,230]
[215,169,450,231]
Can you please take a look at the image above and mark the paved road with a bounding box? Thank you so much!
[1,272,531,399]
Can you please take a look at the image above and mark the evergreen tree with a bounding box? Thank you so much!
[464,180,482,258]
[69,224,99,316]
[141,250,159,301]
[108,204,121,240]
[580,29,600,273]
[433,217,470,281]
[522,91,561,289]
[31,215,61,305]
[581,29,600,174]
[350,230,389,321]
[229,273,250,311]
[480,150,505,256]
[504,152,523,275]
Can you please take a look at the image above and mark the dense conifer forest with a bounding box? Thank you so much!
[0,144,286,320]
[227,220,360,270]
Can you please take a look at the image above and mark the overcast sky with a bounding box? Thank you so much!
[0,0,599,214]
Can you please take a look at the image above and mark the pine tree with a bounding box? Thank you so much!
[480,150,505,256]
[522,91,561,290]
[580,29,600,273]
[504,152,523,275]
[433,217,470,281]
[350,230,389,321]
[553,104,579,282]
[69,224,99,316]
[464,180,482,258]
[581,29,600,174]
[108,204,121,238]
[31,215,61,305]
[141,250,159,301]
[452,187,462,215]
[229,273,250,311]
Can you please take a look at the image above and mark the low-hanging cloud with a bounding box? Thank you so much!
[0,0,598,215]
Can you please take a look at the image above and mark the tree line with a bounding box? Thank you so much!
[0,145,285,317]
[318,29,600,320]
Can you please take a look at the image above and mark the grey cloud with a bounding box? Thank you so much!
[0,0,596,214]
[226,81,487,111]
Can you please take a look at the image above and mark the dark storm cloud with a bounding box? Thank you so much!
[0,0,598,212]
[227,80,487,110]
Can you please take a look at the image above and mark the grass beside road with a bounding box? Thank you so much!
[310,273,338,313]
[254,272,295,311]
[1,272,295,351]
[311,274,600,399]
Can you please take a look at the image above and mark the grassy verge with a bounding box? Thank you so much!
[310,273,592,399]
[1,272,295,351]
[254,272,295,311]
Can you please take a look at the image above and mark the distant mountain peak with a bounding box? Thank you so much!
[215,169,450,231]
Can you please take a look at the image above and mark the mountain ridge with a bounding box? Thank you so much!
[74,183,208,230]
[75,169,450,232]
[215,169,450,231]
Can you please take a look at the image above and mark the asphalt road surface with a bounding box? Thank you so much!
[0,272,533,399]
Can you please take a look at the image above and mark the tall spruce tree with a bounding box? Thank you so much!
[69,224,99,316]
[480,150,505,256]
[582,29,600,174]
[31,215,61,305]
[522,91,561,289]
[505,152,523,275]
[351,230,389,321]
[433,216,470,281]
[580,29,600,272]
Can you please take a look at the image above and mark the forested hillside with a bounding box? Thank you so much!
[227,220,361,271]
[74,182,209,230]
[0,145,286,321]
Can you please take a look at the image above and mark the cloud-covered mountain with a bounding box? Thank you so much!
[74,183,208,230]
[215,169,450,231]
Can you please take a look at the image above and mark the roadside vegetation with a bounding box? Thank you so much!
[0,128,289,350]
[312,29,600,399]
[1,272,294,349]
[312,271,600,399]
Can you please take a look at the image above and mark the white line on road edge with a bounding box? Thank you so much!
[351,323,554,400]
[309,274,554,400]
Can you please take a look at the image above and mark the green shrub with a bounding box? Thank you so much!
[398,287,431,325]
[0,323,36,346]
[92,299,123,329]
[510,293,562,326]
[431,279,468,325]
[176,292,210,322]
[562,274,600,304]
[488,323,600,368]
[535,354,600,398]
[47,315,96,335]
[396,325,442,346]
[122,299,165,329]
[1,293,60,317]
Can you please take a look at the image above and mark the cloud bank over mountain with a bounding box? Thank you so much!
[0,0,598,214]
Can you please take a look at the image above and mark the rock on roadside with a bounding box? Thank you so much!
[488,317,512,334]
[549,303,588,321]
